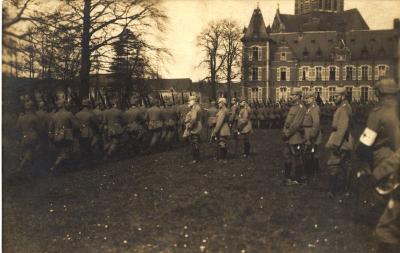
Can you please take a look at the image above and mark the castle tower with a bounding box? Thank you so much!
[295,0,344,15]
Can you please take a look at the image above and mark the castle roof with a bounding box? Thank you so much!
[271,8,369,33]
[242,7,269,42]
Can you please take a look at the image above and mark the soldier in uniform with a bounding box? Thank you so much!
[302,91,322,179]
[145,98,163,152]
[35,100,52,153]
[237,99,252,157]
[76,99,100,162]
[325,87,354,197]
[124,97,146,152]
[16,95,42,173]
[92,101,105,155]
[162,100,179,147]
[282,88,307,185]
[355,78,400,252]
[183,95,203,163]
[49,93,81,171]
[211,97,231,163]
[229,97,240,136]
[206,101,218,140]
[102,98,125,158]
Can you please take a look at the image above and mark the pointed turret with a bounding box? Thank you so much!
[242,7,269,41]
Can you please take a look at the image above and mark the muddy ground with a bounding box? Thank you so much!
[3,128,384,253]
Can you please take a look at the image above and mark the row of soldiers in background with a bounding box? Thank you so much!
[282,78,400,252]
[247,99,375,130]
[15,90,253,174]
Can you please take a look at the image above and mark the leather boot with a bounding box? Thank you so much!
[244,142,250,157]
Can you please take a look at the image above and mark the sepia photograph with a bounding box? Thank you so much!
[2,0,400,252]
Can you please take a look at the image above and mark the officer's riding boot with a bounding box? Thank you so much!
[243,142,250,157]
[313,158,320,178]
[328,174,338,198]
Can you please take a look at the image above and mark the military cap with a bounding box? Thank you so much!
[231,97,237,102]
[218,97,227,105]
[82,99,91,106]
[291,87,302,96]
[240,100,248,106]
[374,78,399,94]
[305,90,316,99]
[334,87,346,95]
[188,95,198,102]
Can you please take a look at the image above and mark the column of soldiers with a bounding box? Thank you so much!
[280,78,400,252]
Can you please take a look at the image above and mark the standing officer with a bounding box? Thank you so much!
[49,93,81,171]
[124,97,146,151]
[16,95,41,173]
[92,101,105,155]
[35,100,52,153]
[211,97,231,163]
[237,99,252,157]
[229,97,239,136]
[145,97,163,152]
[302,91,322,179]
[183,95,202,163]
[325,87,354,197]
[102,98,125,158]
[355,78,400,252]
[282,88,307,185]
[76,99,99,162]
[206,101,218,140]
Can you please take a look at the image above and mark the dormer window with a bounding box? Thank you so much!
[361,47,369,58]
[252,47,260,61]
[379,47,386,57]
[311,39,316,44]
[316,47,322,58]
[280,52,287,61]
[303,47,309,59]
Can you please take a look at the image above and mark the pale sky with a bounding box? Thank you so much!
[161,0,400,81]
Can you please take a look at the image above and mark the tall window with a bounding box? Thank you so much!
[346,66,353,80]
[315,87,322,98]
[328,87,336,102]
[319,0,323,9]
[252,67,258,81]
[333,0,337,10]
[361,87,369,102]
[280,67,287,81]
[327,0,332,9]
[279,87,288,101]
[280,52,286,61]
[362,66,368,80]
[329,67,336,81]
[302,67,308,81]
[346,87,353,102]
[252,47,259,61]
[251,88,259,101]
[316,67,322,81]
[378,65,387,78]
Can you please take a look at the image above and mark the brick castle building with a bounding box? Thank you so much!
[241,0,399,102]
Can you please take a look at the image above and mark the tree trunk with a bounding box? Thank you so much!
[80,0,91,99]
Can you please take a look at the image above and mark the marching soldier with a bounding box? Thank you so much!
[16,95,42,173]
[302,91,322,179]
[183,95,202,163]
[102,98,125,158]
[162,100,179,147]
[145,98,163,152]
[124,98,146,151]
[76,99,99,161]
[211,97,231,163]
[355,78,400,252]
[49,93,81,171]
[325,87,354,197]
[282,88,307,185]
[93,101,105,154]
[237,99,252,157]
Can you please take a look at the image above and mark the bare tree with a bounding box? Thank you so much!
[197,21,226,101]
[220,19,242,104]
[63,0,168,98]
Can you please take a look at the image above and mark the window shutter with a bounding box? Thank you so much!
[248,67,252,81]
[335,66,340,81]
[275,88,280,102]
[258,67,262,81]
[277,68,281,81]
[322,67,327,81]
[375,65,379,80]
[248,47,253,61]
[343,66,347,81]
[258,47,262,62]
[299,67,303,81]
[310,67,316,81]
[353,87,360,101]
[368,66,372,80]
[322,87,328,102]
[368,86,373,101]
[358,66,362,80]
[248,88,252,101]
[286,67,290,81]
[258,87,263,101]
[352,66,357,80]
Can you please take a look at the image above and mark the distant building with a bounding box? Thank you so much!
[242,0,399,103]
